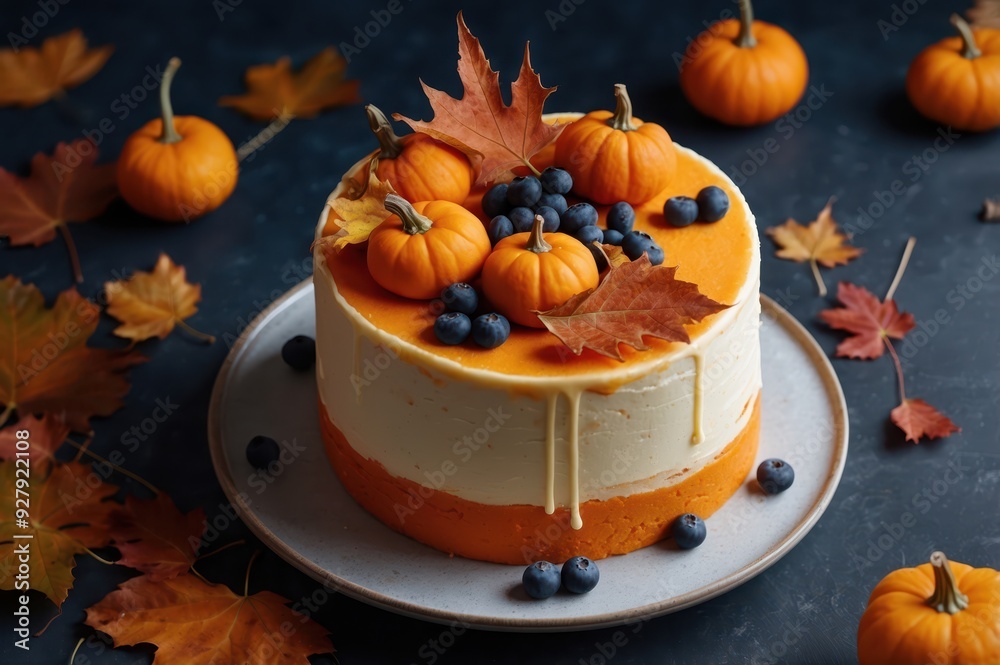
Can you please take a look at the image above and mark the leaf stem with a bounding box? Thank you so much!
[522,159,542,177]
[159,58,183,144]
[68,637,84,665]
[237,113,294,162]
[176,318,216,344]
[810,258,827,297]
[189,564,212,586]
[884,336,907,403]
[84,547,116,565]
[244,550,261,596]
[63,438,161,496]
[58,223,84,283]
[736,0,758,48]
[885,236,916,302]
[195,538,245,563]
[951,14,982,59]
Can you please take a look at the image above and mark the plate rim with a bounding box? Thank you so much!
[207,280,849,632]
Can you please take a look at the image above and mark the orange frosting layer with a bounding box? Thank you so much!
[320,394,761,565]
[320,143,755,378]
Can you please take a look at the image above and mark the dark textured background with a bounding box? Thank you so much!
[2,0,999,662]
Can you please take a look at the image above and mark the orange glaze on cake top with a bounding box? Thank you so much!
[320,142,755,379]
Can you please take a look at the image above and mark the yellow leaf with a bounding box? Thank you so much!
[325,165,397,251]
[0,29,113,108]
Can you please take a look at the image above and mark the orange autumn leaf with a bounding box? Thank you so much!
[395,12,563,185]
[968,1,1000,28]
[322,162,397,251]
[0,461,118,607]
[766,198,862,296]
[86,572,334,664]
[0,276,145,432]
[818,282,915,359]
[104,254,214,343]
[0,29,113,108]
[537,254,729,361]
[110,494,205,581]
[891,398,961,443]
[0,139,118,283]
[0,413,69,471]
[218,47,360,121]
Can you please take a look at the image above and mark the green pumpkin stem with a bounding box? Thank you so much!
[950,14,982,59]
[384,193,433,235]
[926,551,970,614]
[526,215,551,253]
[158,57,183,144]
[366,104,405,159]
[736,0,758,48]
[607,84,638,132]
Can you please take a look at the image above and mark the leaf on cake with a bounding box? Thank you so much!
[219,47,360,121]
[394,12,563,185]
[766,198,862,296]
[891,398,961,443]
[110,494,205,581]
[322,163,397,251]
[85,571,334,663]
[818,282,914,359]
[0,414,69,471]
[105,254,214,343]
[601,244,630,269]
[0,277,145,431]
[0,139,118,283]
[537,254,729,361]
[0,29,113,108]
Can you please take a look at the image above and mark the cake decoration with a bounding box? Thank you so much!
[323,160,396,251]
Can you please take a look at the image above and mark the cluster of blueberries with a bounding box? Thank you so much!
[433,282,510,347]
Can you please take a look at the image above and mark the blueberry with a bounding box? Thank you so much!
[536,192,568,215]
[471,313,511,349]
[433,312,471,345]
[663,196,699,227]
[482,183,509,219]
[575,225,604,246]
[606,202,635,235]
[621,231,656,261]
[522,561,561,599]
[645,242,665,266]
[757,458,795,495]
[561,203,598,234]
[696,186,730,223]
[488,215,514,246]
[603,229,625,246]
[672,513,707,549]
[540,166,573,195]
[506,176,543,208]
[281,335,315,371]
[246,435,281,470]
[561,555,600,594]
[509,206,536,233]
[440,283,478,316]
[534,206,561,233]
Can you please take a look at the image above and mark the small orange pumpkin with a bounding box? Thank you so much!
[858,551,1000,665]
[679,0,808,126]
[366,104,473,204]
[553,84,676,206]
[367,193,490,300]
[906,14,1000,132]
[117,58,238,222]
[482,215,598,328]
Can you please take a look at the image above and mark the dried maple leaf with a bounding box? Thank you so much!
[218,47,360,121]
[110,494,205,581]
[0,461,117,607]
[891,398,961,443]
[86,572,334,663]
[968,1,1000,27]
[395,12,563,185]
[601,244,630,269]
[537,254,729,361]
[766,198,862,296]
[104,254,213,343]
[321,161,397,251]
[0,276,145,431]
[0,414,69,471]
[0,139,118,283]
[818,282,914,359]
[0,29,113,108]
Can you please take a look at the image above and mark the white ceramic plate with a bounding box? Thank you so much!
[208,281,848,632]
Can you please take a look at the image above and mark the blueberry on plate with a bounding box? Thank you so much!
[560,203,598,234]
[663,195,699,227]
[602,228,625,246]
[561,555,600,594]
[534,205,561,232]
[606,202,635,235]
[281,335,315,371]
[434,312,471,345]
[696,185,730,223]
[757,458,795,494]
[621,231,664,265]
[509,206,536,233]
[440,283,478,316]
[522,561,561,599]
[482,183,509,219]
[540,166,573,195]
[575,224,604,246]
[246,435,281,470]
[536,191,568,215]
[672,513,707,549]
[506,175,543,208]
[488,215,514,246]
[472,313,510,349]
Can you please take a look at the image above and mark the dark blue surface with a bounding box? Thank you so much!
[2,0,999,663]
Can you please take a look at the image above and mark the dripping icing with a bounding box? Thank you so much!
[544,393,557,515]
[691,352,704,444]
[566,388,583,530]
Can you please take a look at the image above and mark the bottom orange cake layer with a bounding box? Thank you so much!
[320,394,761,565]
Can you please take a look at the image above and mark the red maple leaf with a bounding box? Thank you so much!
[0,413,69,470]
[110,494,206,581]
[818,282,914,359]
[891,399,961,443]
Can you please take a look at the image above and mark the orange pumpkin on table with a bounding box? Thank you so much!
[679,0,808,126]
[906,14,1000,132]
[117,58,238,222]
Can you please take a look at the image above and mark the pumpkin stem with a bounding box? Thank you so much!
[158,57,183,144]
[926,551,970,614]
[384,193,433,235]
[607,84,638,132]
[366,104,405,159]
[735,0,758,48]
[526,215,552,253]
[950,14,982,59]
